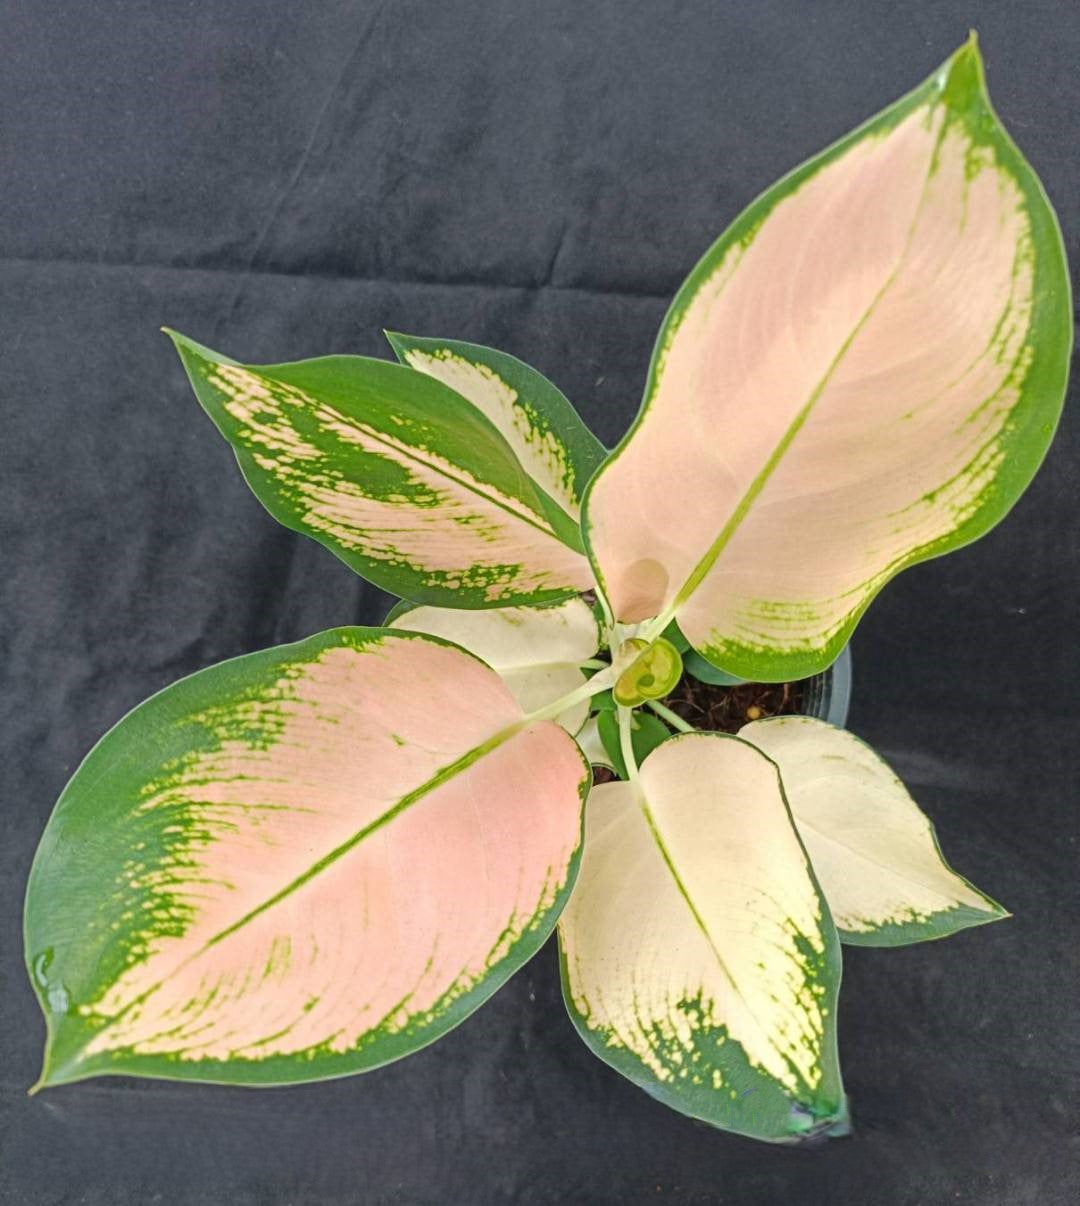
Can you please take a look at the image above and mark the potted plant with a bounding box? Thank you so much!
[25,36,1070,1144]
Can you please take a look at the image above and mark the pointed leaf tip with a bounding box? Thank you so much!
[583,39,1070,681]
[168,336,591,605]
[741,717,1010,945]
[940,32,986,105]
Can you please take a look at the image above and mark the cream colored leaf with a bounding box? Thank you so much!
[389,597,600,732]
[558,733,845,1141]
[741,716,1007,944]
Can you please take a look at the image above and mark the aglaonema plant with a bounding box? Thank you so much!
[26,38,1071,1144]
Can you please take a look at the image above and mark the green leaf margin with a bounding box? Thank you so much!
[558,732,848,1142]
[168,330,587,610]
[385,330,608,522]
[26,626,590,1090]
[581,36,1072,683]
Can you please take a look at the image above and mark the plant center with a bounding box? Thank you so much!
[612,637,684,707]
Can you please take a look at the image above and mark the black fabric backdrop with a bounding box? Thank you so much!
[2,2,1078,1203]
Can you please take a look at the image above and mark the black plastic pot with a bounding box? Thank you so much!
[800,644,852,728]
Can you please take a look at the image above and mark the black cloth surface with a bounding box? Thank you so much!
[2,2,1078,1203]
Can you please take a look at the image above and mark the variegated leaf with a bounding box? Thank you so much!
[584,38,1071,681]
[168,331,593,608]
[26,628,588,1088]
[387,596,600,733]
[742,716,1007,945]
[558,734,846,1142]
[386,332,607,519]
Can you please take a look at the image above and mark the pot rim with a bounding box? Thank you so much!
[802,644,852,728]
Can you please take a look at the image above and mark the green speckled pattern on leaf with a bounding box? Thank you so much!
[26,627,589,1089]
[582,37,1071,682]
[558,734,846,1142]
[168,331,593,609]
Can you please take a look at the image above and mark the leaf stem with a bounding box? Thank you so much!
[617,705,640,783]
[636,611,671,646]
[645,699,695,733]
[523,662,619,725]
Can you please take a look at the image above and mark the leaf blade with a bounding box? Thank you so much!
[168,331,593,608]
[387,596,600,733]
[386,331,607,519]
[583,38,1072,680]
[27,628,588,1088]
[558,733,845,1141]
[741,716,1007,945]
[683,648,747,686]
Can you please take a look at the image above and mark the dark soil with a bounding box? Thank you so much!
[591,677,807,784]
[663,676,806,733]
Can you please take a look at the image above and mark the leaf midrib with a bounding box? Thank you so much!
[635,790,815,1083]
[792,808,978,912]
[670,111,952,619]
[280,384,573,548]
[71,718,526,1062]
[350,414,573,543]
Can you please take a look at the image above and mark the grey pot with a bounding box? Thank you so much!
[801,645,853,728]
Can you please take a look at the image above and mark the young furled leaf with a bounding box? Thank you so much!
[386,332,607,520]
[387,596,600,733]
[168,331,593,609]
[559,734,845,1142]
[26,628,589,1089]
[584,38,1071,681]
[742,716,1008,944]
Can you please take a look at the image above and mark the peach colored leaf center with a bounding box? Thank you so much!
[27,629,588,1087]
[583,42,1070,682]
